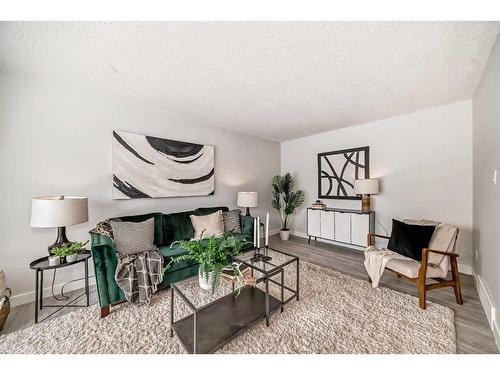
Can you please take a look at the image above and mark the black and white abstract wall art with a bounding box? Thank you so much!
[317,146,369,200]
[112,131,215,199]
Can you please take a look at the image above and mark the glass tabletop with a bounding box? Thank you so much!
[234,247,298,275]
[172,273,240,310]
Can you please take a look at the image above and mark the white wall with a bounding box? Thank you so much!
[281,101,473,270]
[0,74,281,306]
[473,33,500,345]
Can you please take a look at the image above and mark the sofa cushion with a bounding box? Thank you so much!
[162,210,196,245]
[222,209,242,234]
[110,218,156,255]
[118,212,164,246]
[195,206,229,216]
[158,244,194,272]
[191,210,225,240]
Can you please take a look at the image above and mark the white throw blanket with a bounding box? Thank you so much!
[364,247,407,288]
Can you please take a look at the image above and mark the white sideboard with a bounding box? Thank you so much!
[307,207,375,248]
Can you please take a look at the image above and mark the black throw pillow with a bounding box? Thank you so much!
[387,219,436,261]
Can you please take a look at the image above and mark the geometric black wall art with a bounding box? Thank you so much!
[112,131,215,199]
[317,146,369,200]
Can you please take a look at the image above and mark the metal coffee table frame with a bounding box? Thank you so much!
[169,247,299,354]
[236,246,300,327]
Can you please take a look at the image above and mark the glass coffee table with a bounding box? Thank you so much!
[170,247,299,354]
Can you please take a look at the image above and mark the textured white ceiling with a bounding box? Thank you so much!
[1,22,499,141]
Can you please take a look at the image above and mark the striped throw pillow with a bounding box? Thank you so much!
[222,209,242,234]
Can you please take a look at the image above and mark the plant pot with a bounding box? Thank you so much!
[66,253,78,263]
[198,269,219,291]
[280,229,290,241]
[48,255,60,267]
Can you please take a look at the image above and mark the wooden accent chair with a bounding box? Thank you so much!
[367,220,462,309]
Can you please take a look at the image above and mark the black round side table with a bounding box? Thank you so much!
[29,251,91,323]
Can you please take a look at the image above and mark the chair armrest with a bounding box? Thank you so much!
[367,233,390,246]
[423,248,459,258]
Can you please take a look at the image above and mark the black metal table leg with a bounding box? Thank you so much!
[39,270,43,310]
[281,269,284,313]
[193,310,197,354]
[265,275,270,327]
[296,259,300,301]
[34,270,39,324]
[170,287,174,338]
[84,258,89,306]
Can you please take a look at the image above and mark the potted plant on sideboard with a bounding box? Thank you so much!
[271,173,305,241]
[173,233,248,291]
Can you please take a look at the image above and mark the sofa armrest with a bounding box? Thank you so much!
[240,215,255,244]
[90,233,125,307]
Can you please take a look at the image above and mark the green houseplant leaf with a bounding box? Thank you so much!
[271,173,305,230]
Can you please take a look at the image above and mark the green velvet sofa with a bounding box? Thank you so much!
[91,206,254,318]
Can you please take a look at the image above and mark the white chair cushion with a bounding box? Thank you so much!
[386,257,448,279]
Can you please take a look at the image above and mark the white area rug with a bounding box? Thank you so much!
[0,262,456,354]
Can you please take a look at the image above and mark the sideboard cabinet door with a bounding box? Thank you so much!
[350,213,370,246]
[320,210,335,240]
[307,209,321,237]
[334,212,351,243]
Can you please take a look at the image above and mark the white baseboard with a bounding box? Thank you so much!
[473,271,500,351]
[10,277,96,308]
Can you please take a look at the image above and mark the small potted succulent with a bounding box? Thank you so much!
[50,241,88,264]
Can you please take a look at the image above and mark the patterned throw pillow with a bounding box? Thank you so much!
[110,218,156,255]
[190,210,225,240]
[222,209,242,234]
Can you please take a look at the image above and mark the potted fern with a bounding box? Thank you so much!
[271,173,305,240]
[173,233,247,291]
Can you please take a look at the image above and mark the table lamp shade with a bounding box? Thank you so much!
[237,192,258,208]
[354,179,379,195]
[30,196,88,228]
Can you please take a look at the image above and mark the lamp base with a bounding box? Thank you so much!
[245,207,251,216]
[48,227,73,254]
[361,195,371,213]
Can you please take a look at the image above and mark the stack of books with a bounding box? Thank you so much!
[311,201,326,209]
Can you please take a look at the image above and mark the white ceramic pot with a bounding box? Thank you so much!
[66,253,78,263]
[280,229,290,241]
[48,256,61,266]
[198,269,218,291]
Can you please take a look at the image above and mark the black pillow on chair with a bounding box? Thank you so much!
[387,219,436,261]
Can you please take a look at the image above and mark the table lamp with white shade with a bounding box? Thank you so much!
[354,178,379,213]
[30,196,89,253]
[237,192,258,216]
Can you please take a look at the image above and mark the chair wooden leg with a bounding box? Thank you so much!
[100,305,110,318]
[368,276,372,283]
[450,257,463,305]
[418,278,426,309]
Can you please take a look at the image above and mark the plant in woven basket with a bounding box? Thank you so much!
[173,232,248,292]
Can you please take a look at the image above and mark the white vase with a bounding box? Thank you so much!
[198,269,217,290]
[66,253,78,263]
[48,256,60,266]
[280,229,290,241]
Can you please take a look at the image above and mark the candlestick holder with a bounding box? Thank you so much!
[250,245,262,262]
[260,245,272,261]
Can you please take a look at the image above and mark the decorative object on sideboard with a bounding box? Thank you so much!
[311,199,326,209]
[30,196,89,254]
[354,178,379,213]
[317,146,369,200]
[0,269,11,331]
[237,191,258,216]
[271,173,305,241]
[112,130,215,199]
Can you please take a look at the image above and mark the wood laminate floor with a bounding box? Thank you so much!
[1,235,498,354]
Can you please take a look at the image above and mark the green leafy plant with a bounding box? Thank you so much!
[271,172,305,230]
[172,233,248,292]
[50,241,89,258]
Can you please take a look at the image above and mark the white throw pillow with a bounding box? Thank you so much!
[190,210,224,240]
